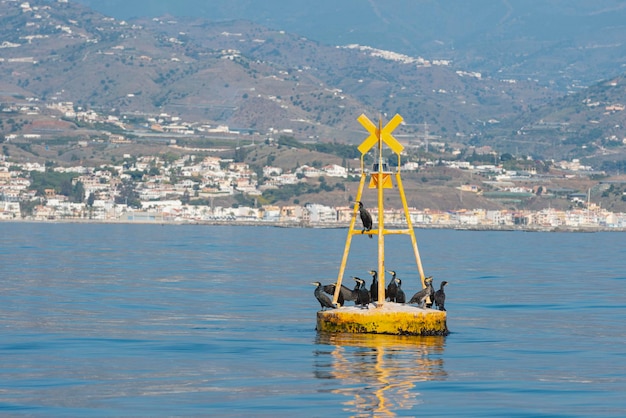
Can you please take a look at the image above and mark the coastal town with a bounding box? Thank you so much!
[4,2,626,231]
[2,98,625,230]
[2,146,626,230]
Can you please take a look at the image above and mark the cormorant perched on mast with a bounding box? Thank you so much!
[353,277,371,308]
[434,280,448,311]
[368,270,378,302]
[395,277,406,303]
[312,281,334,310]
[386,270,399,302]
[408,276,434,308]
[356,201,373,238]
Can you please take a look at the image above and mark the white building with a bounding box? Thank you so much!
[305,203,337,223]
[322,164,347,178]
[296,165,322,178]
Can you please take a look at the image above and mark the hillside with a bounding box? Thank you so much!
[76,0,626,90]
[0,0,558,148]
[227,140,626,213]
[492,75,626,169]
[3,0,626,214]
[6,0,626,165]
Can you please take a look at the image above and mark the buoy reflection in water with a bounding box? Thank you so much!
[314,332,446,416]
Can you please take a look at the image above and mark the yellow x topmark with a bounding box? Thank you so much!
[357,113,405,155]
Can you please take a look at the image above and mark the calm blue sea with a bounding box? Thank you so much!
[1,222,626,417]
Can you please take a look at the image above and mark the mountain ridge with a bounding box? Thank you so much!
[74,0,626,89]
[2,0,626,168]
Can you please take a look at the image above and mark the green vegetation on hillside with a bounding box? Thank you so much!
[29,171,85,203]
[261,179,345,204]
[276,135,360,159]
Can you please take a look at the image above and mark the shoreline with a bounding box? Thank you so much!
[1,218,623,232]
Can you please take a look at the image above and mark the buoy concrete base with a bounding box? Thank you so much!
[316,302,448,336]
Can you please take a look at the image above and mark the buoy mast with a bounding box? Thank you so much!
[332,113,428,306]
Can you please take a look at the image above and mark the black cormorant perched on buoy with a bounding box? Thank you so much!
[345,279,362,305]
[386,270,398,302]
[353,277,371,308]
[394,277,406,303]
[368,270,378,302]
[408,276,434,308]
[326,280,361,305]
[434,280,448,311]
[323,282,359,305]
[324,283,356,301]
[425,276,436,308]
[312,281,334,310]
[322,283,345,306]
[356,201,373,238]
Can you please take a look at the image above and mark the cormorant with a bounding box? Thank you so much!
[425,276,436,308]
[368,270,378,302]
[408,276,434,308]
[356,201,373,238]
[395,277,406,303]
[386,270,398,302]
[349,279,361,304]
[322,283,345,306]
[434,280,448,311]
[353,277,371,308]
[312,281,334,310]
[324,282,357,303]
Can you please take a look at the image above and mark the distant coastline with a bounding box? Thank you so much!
[1,218,621,233]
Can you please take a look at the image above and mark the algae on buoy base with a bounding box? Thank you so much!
[316,303,448,336]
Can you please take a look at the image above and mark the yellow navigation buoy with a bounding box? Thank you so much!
[317,113,448,336]
[317,303,448,336]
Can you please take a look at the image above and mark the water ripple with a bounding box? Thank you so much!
[1,224,626,416]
